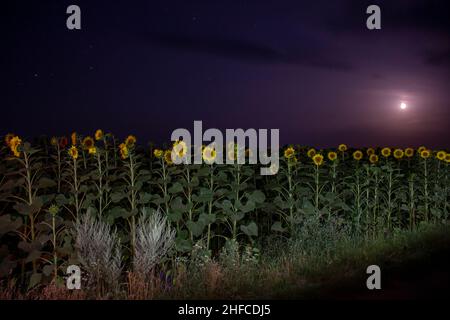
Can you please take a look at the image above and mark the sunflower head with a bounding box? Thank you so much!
[88,147,97,155]
[284,147,295,159]
[119,143,129,159]
[68,146,79,160]
[405,148,414,158]
[9,136,22,157]
[4,133,15,147]
[164,150,173,165]
[436,151,446,161]
[95,129,104,141]
[50,137,58,146]
[420,149,431,159]
[418,146,426,154]
[9,136,22,149]
[381,147,391,157]
[82,136,95,150]
[366,148,375,156]
[71,132,77,146]
[353,150,363,161]
[338,144,347,152]
[369,154,379,164]
[153,149,163,158]
[119,143,130,160]
[173,140,188,159]
[125,135,137,148]
[393,149,404,159]
[327,151,337,161]
[445,153,450,163]
[312,154,324,166]
[202,146,217,164]
[307,148,316,158]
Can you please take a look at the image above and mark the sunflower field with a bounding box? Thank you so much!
[0,131,449,298]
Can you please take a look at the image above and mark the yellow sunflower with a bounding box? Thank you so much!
[393,149,404,159]
[71,132,77,146]
[327,151,337,161]
[420,149,431,159]
[353,150,363,161]
[369,154,379,164]
[119,143,129,159]
[202,146,217,164]
[312,154,324,166]
[381,147,391,157]
[436,151,446,161]
[307,148,316,158]
[153,149,163,158]
[164,150,173,165]
[173,140,188,158]
[9,136,22,157]
[366,148,375,156]
[88,147,97,155]
[445,153,450,163]
[405,148,414,158]
[284,147,295,159]
[125,135,137,148]
[68,146,79,160]
[417,146,426,153]
[338,144,347,152]
[95,129,104,141]
[82,136,95,150]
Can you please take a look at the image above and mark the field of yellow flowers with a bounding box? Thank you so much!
[0,130,449,298]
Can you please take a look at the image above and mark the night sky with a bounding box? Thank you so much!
[2,0,449,147]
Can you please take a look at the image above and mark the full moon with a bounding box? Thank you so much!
[400,102,407,110]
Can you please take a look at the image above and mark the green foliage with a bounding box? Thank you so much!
[0,134,448,294]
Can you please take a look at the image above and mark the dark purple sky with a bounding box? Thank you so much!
[2,0,449,147]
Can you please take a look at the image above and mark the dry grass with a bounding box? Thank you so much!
[0,281,87,300]
[126,271,164,300]
[32,282,87,300]
[204,261,223,297]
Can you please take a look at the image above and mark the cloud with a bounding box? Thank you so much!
[150,33,279,62]
[149,32,353,71]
